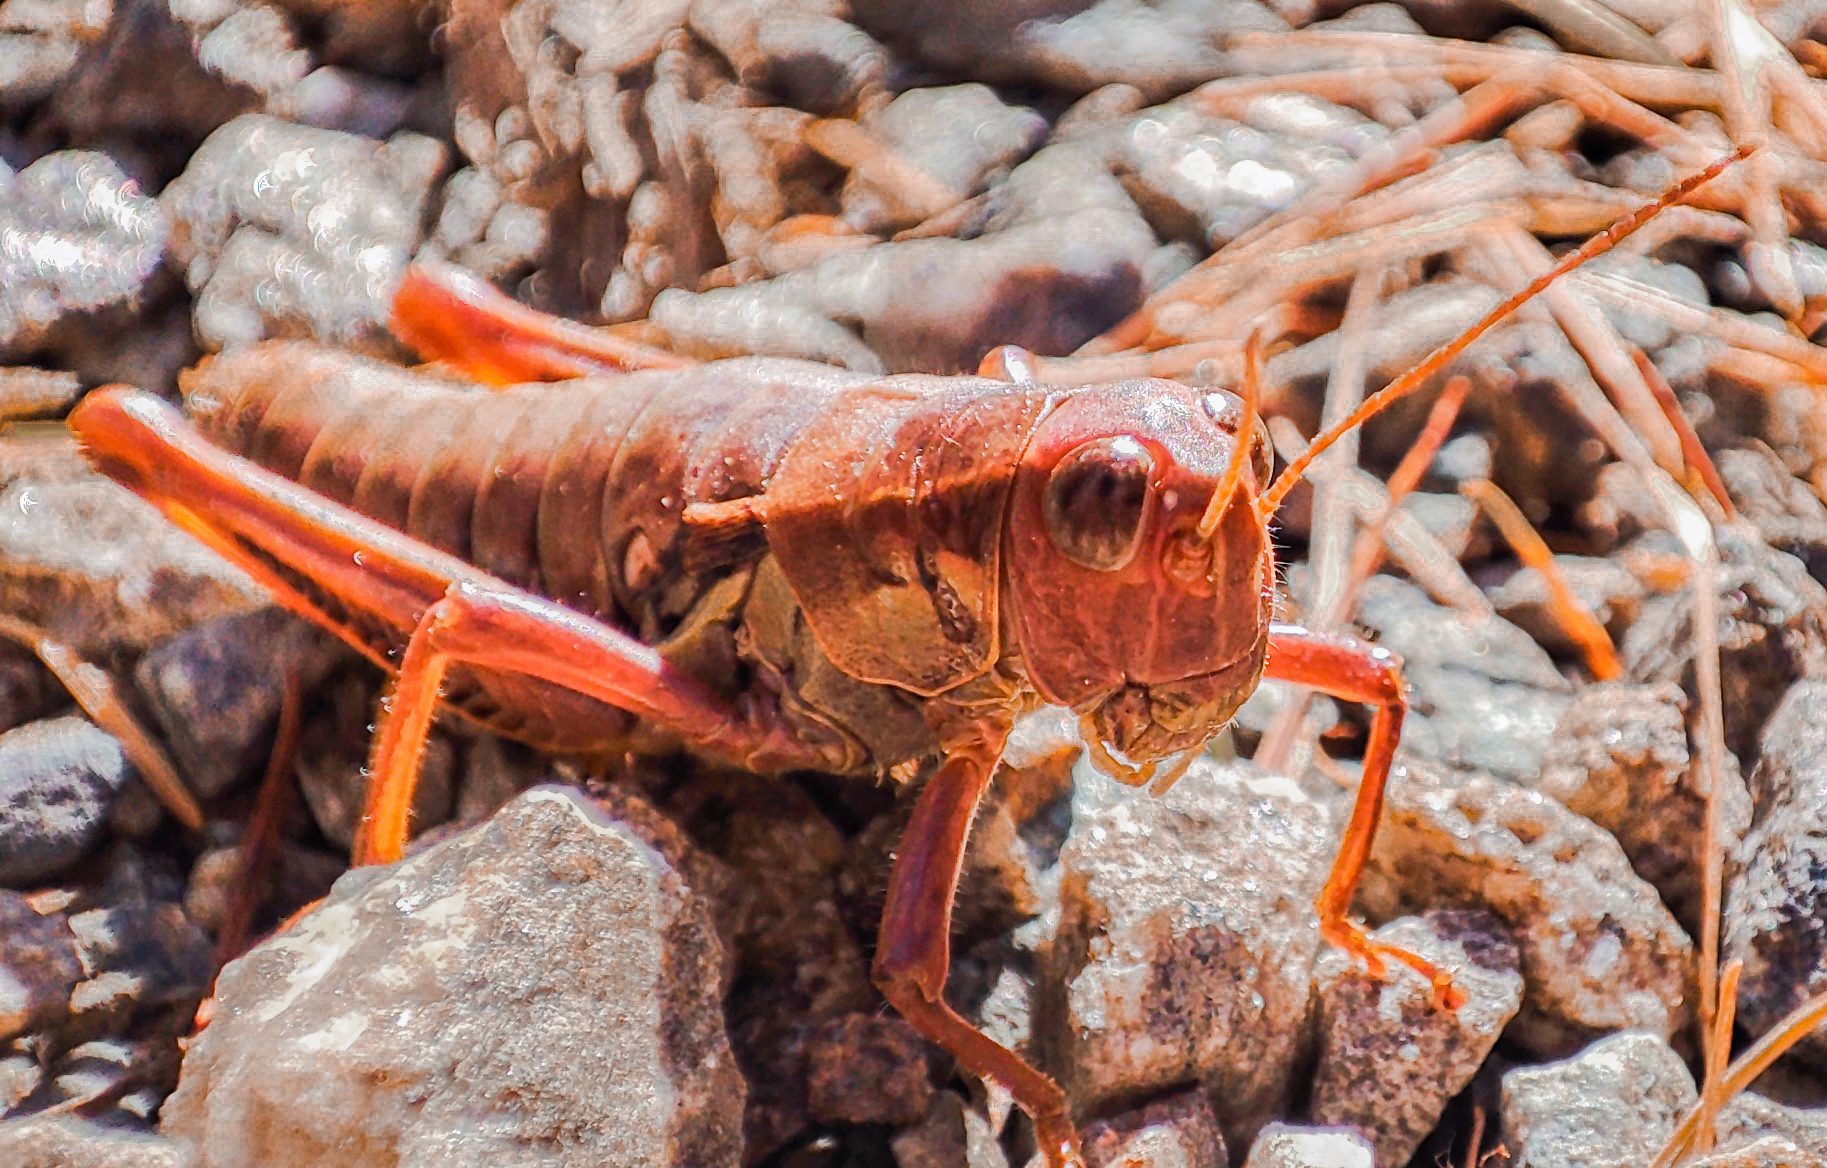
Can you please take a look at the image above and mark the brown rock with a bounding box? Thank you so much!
[891,1091,1009,1168]
[1357,759,1693,1056]
[161,786,744,1168]
[1083,1089,1226,1168]
[0,891,82,1041]
[805,1013,933,1127]
[1309,910,1523,1166]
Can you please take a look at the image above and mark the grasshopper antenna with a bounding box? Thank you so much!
[1258,143,1754,516]
[1198,327,1265,538]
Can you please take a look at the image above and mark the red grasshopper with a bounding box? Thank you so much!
[68,148,1744,1167]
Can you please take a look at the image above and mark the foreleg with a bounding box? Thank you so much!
[1265,622,1464,1009]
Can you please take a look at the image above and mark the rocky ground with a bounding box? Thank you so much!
[9,0,1827,1166]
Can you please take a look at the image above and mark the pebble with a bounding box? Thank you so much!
[1688,1135,1825,1168]
[1501,1031,1696,1168]
[0,1115,192,1168]
[1718,1093,1827,1161]
[134,607,345,798]
[1623,524,1827,765]
[292,668,454,850]
[1356,576,1572,783]
[0,717,138,887]
[0,476,264,658]
[1356,759,1693,1056]
[1309,910,1524,1166]
[841,84,1046,233]
[161,114,445,352]
[805,1013,933,1127]
[1727,680,1827,1069]
[1083,1089,1227,1168]
[1535,682,1743,933]
[0,891,82,1042]
[1038,757,1331,1147]
[1239,1124,1374,1168]
[161,786,745,1168]
[891,1091,1009,1168]
[66,900,213,1020]
[0,152,169,357]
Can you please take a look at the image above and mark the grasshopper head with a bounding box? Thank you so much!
[1004,378,1273,780]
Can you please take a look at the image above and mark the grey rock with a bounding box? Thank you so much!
[1501,1031,1697,1168]
[841,84,1046,233]
[293,668,454,850]
[1357,760,1693,1056]
[1357,576,1572,783]
[0,1115,192,1168]
[1690,1136,1826,1168]
[162,114,444,352]
[161,786,744,1168]
[0,717,138,887]
[135,607,345,798]
[0,477,263,657]
[1727,681,1827,1071]
[892,1091,1009,1168]
[0,891,82,1041]
[66,900,213,1016]
[1536,682,1747,934]
[1083,1089,1226,1168]
[1310,910,1524,1166]
[1037,758,1330,1148]
[1488,554,1645,654]
[1718,1093,1827,1161]
[0,152,169,357]
[1240,1124,1373,1168]
[1624,523,1827,765]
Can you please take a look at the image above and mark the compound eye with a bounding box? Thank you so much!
[1044,436,1156,571]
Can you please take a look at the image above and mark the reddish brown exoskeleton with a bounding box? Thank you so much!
[68,148,1746,1168]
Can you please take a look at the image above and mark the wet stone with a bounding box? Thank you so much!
[1037,757,1330,1148]
[1726,681,1827,1070]
[1356,759,1693,1056]
[1501,1031,1697,1168]
[1309,910,1523,1167]
[160,786,744,1168]
[0,891,82,1042]
[1082,1088,1227,1168]
[0,477,264,658]
[1356,576,1572,783]
[0,717,138,888]
[804,1013,933,1128]
[135,606,346,799]
[1240,1124,1373,1168]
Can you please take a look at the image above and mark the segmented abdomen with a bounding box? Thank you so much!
[182,342,869,641]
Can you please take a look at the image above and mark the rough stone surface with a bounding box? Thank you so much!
[1036,757,1331,1148]
[1356,577,1572,783]
[1690,1136,1826,1168]
[160,786,744,1168]
[1535,682,1747,933]
[1727,681,1827,1071]
[0,717,139,887]
[161,114,444,352]
[891,1091,1009,1168]
[805,1013,933,1127]
[1082,1089,1227,1168]
[0,891,82,1041]
[0,152,169,357]
[1309,910,1523,1166]
[0,1115,192,1168]
[1501,1031,1697,1168]
[1624,523,1827,765]
[1718,1093,1827,1161]
[1357,759,1693,1056]
[0,476,264,657]
[1239,1124,1373,1168]
[135,606,346,798]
